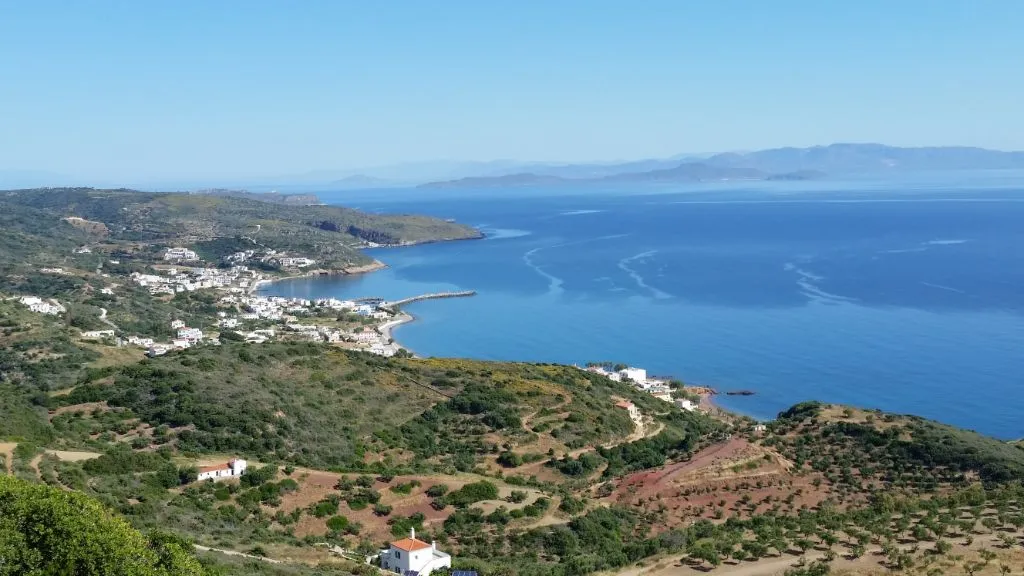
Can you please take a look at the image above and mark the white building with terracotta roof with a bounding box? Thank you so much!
[615,400,641,421]
[196,458,247,482]
[379,528,452,575]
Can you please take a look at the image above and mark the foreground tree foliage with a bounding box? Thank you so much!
[0,475,207,576]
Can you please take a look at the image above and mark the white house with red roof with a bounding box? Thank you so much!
[196,458,247,482]
[379,528,452,575]
[615,400,641,421]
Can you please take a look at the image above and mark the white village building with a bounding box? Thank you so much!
[164,247,199,261]
[279,257,315,268]
[81,330,116,340]
[196,459,247,482]
[618,367,647,383]
[19,296,65,315]
[379,528,452,576]
[177,327,203,341]
[615,400,641,421]
[675,398,699,412]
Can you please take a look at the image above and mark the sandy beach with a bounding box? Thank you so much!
[378,311,414,342]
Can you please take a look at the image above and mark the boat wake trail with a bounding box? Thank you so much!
[617,250,671,299]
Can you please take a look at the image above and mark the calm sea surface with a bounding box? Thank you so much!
[262,174,1024,439]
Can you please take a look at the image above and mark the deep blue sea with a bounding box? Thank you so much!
[262,173,1024,439]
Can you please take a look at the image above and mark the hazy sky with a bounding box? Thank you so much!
[2,1,1023,181]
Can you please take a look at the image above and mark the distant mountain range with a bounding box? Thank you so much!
[419,163,824,189]
[4,144,1024,191]
[703,143,1024,173]
[416,144,1024,189]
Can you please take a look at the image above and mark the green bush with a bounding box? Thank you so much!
[326,515,349,531]
[0,475,208,575]
[445,480,498,508]
[311,498,339,518]
[425,484,449,498]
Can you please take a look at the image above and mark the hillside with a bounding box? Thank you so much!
[2,187,1024,574]
[4,334,1024,574]
[44,343,712,472]
[0,187,480,270]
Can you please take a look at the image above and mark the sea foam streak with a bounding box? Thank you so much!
[618,250,671,299]
[483,228,532,240]
[559,209,605,216]
[522,234,629,296]
[784,262,856,304]
[920,282,966,294]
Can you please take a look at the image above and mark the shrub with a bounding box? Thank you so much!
[240,465,277,488]
[559,495,587,514]
[425,484,449,498]
[446,481,499,508]
[311,498,339,518]
[497,451,523,468]
[326,515,349,531]
[507,490,528,504]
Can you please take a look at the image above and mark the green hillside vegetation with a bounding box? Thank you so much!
[6,343,1024,575]
[51,343,442,469]
[0,474,208,575]
[46,344,701,474]
[0,300,100,393]
[767,401,1024,492]
[0,187,480,273]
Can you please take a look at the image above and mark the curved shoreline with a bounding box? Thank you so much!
[250,260,388,294]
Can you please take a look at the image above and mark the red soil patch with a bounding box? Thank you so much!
[607,438,834,531]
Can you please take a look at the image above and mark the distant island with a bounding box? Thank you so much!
[415,143,1024,189]
[419,162,825,189]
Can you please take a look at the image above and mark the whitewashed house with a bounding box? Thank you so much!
[170,319,186,329]
[196,459,247,482]
[147,344,170,357]
[164,247,199,261]
[675,398,698,412]
[379,528,452,575]
[19,296,65,315]
[81,330,115,339]
[618,367,647,383]
[279,257,315,268]
[128,336,155,347]
[177,327,203,341]
[615,400,641,421]
[350,331,379,343]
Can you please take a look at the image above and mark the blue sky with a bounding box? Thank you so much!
[1,0,1022,182]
